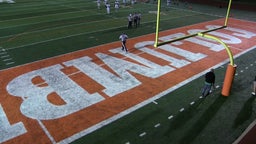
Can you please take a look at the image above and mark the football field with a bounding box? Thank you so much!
[1,0,256,144]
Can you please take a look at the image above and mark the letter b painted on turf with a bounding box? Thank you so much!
[6,64,104,120]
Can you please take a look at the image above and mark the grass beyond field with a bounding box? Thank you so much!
[0,0,256,144]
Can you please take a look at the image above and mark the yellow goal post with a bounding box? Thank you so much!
[154,0,233,48]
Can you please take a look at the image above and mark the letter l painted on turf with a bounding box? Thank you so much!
[0,104,27,143]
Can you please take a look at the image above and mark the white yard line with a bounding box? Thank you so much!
[37,120,57,144]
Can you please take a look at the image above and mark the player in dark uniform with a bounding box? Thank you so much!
[201,69,215,97]
[133,13,138,28]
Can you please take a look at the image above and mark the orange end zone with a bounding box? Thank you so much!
[0,18,256,144]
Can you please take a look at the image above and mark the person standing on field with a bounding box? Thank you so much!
[114,0,119,12]
[167,0,171,7]
[127,14,133,29]
[201,69,215,97]
[104,0,108,5]
[123,0,127,6]
[97,0,101,9]
[133,13,138,28]
[105,2,111,14]
[137,12,141,26]
[119,33,128,52]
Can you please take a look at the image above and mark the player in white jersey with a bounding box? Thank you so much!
[104,0,108,5]
[105,2,110,14]
[97,0,101,9]
[114,0,119,12]
[167,0,171,7]
[131,0,135,5]
[123,0,127,6]
[127,14,133,29]
[119,33,128,52]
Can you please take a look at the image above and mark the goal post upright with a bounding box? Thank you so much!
[153,0,236,96]
[154,0,162,48]
[224,0,233,26]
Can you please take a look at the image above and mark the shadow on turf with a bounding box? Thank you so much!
[232,95,256,128]
[179,95,227,143]
[164,98,204,133]
[164,94,227,143]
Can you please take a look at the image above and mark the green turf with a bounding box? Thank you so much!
[71,48,256,144]
[1,0,256,144]
[0,0,221,69]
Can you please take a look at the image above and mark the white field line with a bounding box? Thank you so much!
[171,5,256,31]
[171,6,224,18]
[0,2,93,23]
[168,115,174,120]
[0,46,15,65]
[0,3,47,10]
[139,132,146,137]
[37,120,57,144]
[46,0,92,11]
[1,30,255,72]
[128,59,252,143]
[152,101,158,104]
[18,94,57,144]
[55,52,231,143]
[0,0,92,13]
[0,3,224,51]
[0,13,104,32]
[3,14,199,51]
[51,45,256,144]
[145,80,222,141]
[1,3,254,143]
[0,5,150,29]
[0,12,198,40]
[141,81,222,141]
[227,19,256,31]
[1,55,10,58]
[179,108,185,112]
[1,2,214,39]
[0,16,122,40]
[0,52,7,55]
[6,62,15,65]
[154,123,161,128]
[230,45,244,51]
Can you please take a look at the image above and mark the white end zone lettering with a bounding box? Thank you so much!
[6,64,104,120]
[0,104,27,143]
[134,41,190,68]
[1,18,256,144]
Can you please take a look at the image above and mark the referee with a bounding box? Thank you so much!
[119,33,128,52]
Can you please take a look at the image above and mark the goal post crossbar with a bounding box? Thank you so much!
[154,0,233,48]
